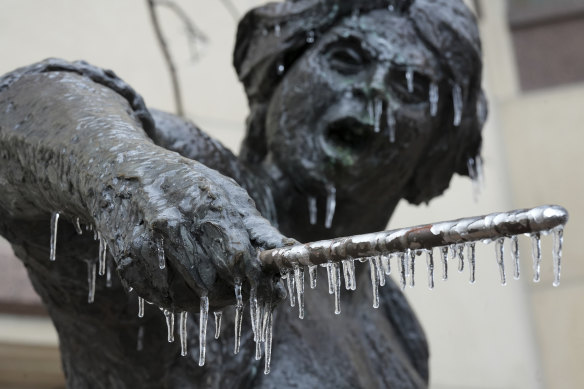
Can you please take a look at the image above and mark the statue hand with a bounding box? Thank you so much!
[102,156,292,312]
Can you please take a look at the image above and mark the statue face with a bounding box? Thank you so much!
[264,9,444,204]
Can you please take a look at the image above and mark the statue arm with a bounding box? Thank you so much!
[0,60,287,312]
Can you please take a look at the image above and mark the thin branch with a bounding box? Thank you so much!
[154,0,209,61]
[147,0,184,116]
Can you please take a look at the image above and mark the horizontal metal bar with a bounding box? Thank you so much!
[259,205,568,271]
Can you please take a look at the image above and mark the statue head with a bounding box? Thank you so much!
[234,0,486,224]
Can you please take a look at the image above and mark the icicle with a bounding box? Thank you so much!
[93,228,98,241]
[255,330,263,361]
[373,97,382,133]
[333,262,341,314]
[406,67,414,93]
[349,259,356,290]
[274,23,281,37]
[495,238,506,285]
[467,156,481,201]
[106,262,112,288]
[286,270,296,307]
[381,255,391,275]
[475,155,484,188]
[308,265,318,289]
[426,250,434,289]
[429,82,439,117]
[250,288,259,341]
[308,196,317,225]
[369,258,380,308]
[457,244,465,272]
[468,242,476,284]
[294,265,305,319]
[387,110,396,143]
[511,235,520,280]
[179,311,188,356]
[87,261,96,303]
[531,233,542,282]
[234,279,243,354]
[552,227,563,287]
[409,250,416,288]
[261,303,269,342]
[163,309,175,342]
[375,256,385,287]
[263,308,273,375]
[157,237,165,270]
[441,246,448,280]
[324,185,336,229]
[199,295,209,366]
[398,253,406,290]
[98,233,107,276]
[74,217,83,235]
[214,311,222,339]
[452,84,463,127]
[49,211,60,261]
[342,260,352,290]
[138,297,145,318]
[137,326,144,351]
[325,263,334,294]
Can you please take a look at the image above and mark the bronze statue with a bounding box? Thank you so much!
[0,0,485,387]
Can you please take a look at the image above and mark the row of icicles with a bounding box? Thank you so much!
[48,212,275,373]
[47,210,563,376]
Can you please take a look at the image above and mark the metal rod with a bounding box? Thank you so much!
[259,205,568,272]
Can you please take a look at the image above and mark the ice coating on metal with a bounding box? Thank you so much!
[260,205,568,270]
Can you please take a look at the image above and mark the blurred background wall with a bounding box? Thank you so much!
[0,0,581,388]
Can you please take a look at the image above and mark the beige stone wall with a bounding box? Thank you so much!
[0,0,579,388]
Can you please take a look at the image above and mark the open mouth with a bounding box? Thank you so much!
[325,116,375,152]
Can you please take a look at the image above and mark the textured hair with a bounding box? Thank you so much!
[234,0,486,204]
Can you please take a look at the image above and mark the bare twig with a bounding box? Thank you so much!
[260,205,568,271]
[153,0,209,61]
[147,0,185,116]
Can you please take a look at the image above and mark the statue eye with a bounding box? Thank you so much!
[388,68,431,104]
[326,46,368,75]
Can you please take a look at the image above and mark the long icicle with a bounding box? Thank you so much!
[250,288,259,341]
[87,261,96,303]
[286,270,296,307]
[264,307,273,375]
[98,232,107,276]
[333,262,341,314]
[234,278,243,354]
[552,227,563,287]
[163,310,175,342]
[157,237,166,270]
[441,247,449,280]
[214,311,222,339]
[495,238,506,285]
[511,235,520,280]
[179,311,188,356]
[468,242,476,284]
[138,297,145,318]
[74,217,83,235]
[369,258,380,308]
[199,295,209,366]
[531,233,542,282]
[376,256,385,287]
[49,211,60,261]
[399,253,407,290]
[409,250,416,288]
[324,185,336,229]
[294,265,305,319]
[426,249,434,289]
[308,265,318,289]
